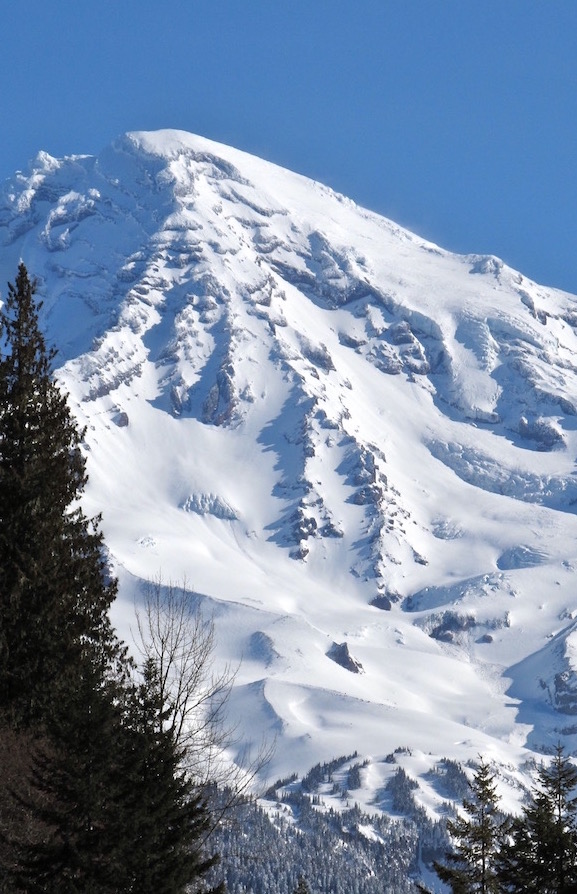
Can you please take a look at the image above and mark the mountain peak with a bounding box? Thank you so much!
[1,129,577,799]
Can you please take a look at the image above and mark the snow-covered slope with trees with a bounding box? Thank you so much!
[2,129,577,810]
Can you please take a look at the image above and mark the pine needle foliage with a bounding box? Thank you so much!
[497,745,577,894]
[0,265,224,893]
[7,656,131,893]
[118,658,224,894]
[293,877,312,894]
[433,759,504,894]
[9,656,224,894]
[0,263,117,726]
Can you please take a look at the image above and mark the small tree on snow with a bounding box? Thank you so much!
[293,876,312,894]
[496,745,577,894]
[434,758,504,894]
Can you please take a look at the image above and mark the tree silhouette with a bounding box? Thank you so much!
[497,745,577,894]
[0,263,117,726]
[0,265,223,892]
[434,758,503,893]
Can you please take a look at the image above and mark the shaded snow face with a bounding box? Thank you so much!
[3,128,577,805]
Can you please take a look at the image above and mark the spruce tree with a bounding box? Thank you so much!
[7,652,132,893]
[497,745,577,893]
[7,600,223,893]
[0,263,117,725]
[433,758,503,893]
[118,658,224,894]
[0,265,224,892]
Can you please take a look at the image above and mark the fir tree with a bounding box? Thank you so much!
[7,652,131,893]
[10,655,224,893]
[118,658,224,894]
[433,758,503,893]
[0,263,117,726]
[497,745,577,894]
[0,265,224,892]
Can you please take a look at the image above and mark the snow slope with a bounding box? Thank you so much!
[2,129,577,810]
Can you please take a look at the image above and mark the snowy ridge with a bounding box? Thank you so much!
[3,129,577,810]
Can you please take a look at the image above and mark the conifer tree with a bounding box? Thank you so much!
[433,758,503,893]
[0,263,117,725]
[119,658,224,894]
[0,265,224,892]
[10,655,224,893]
[7,652,131,893]
[497,745,577,893]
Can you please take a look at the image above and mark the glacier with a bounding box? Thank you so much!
[2,129,577,814]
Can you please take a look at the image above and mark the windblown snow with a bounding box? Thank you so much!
[2,129,577,812]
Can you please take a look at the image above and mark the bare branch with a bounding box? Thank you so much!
[133,577,274,801]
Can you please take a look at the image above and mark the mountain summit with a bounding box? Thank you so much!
[2,129,577,803]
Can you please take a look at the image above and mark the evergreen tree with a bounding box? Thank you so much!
[0,265,224,892]
[497,745,577,894]
[10,655,224,893]
[118,658,224,894]
[433,759,503,893]
[0,263,117,725]
[293,877,312,894]
[7,651,132,893]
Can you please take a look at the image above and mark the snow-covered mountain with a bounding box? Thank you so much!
[2,129,577,813]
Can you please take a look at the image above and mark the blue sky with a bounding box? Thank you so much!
[2,1,577,292]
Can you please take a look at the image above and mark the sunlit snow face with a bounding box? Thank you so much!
[4,128,577,804]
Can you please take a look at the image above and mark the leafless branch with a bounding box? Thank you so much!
[133,577,274,804]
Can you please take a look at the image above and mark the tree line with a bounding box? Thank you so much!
[0,264,224,892]
[421,745,577,894]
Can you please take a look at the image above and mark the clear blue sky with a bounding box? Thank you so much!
[2,1,577,292]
